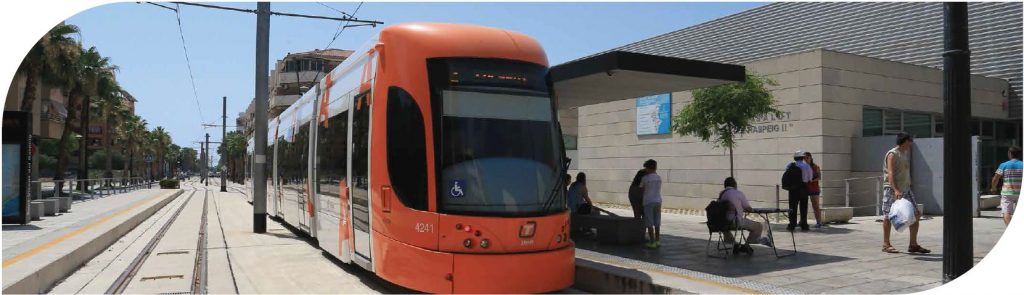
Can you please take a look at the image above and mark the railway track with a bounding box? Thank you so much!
[104,180,215,294]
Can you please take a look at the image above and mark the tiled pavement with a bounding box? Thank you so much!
[575,205,1007,294]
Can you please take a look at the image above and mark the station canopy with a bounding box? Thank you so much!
[549,51,745,110]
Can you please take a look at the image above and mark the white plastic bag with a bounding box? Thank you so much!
[888,198,917,232]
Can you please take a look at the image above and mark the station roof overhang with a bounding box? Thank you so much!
[549,51,746,110]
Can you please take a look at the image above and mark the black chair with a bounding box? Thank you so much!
[706,205,749,258]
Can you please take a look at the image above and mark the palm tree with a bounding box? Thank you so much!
[151,127,171,179]
[16,23,80,112]
[140,129,157,181]
[165,144,182,178]
[95,89,130,183]
[116,115,146,182]
[55,46,117,191]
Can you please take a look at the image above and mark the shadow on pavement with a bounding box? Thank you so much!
[2,224,43,231]
[574,227,855,278]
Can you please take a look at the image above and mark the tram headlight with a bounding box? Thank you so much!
[463,238,473,248]
[556,234,562,243]
[480,239,490,248]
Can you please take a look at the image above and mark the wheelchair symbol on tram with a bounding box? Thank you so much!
[449,180,465,198]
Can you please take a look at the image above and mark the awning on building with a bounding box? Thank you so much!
[549,51,745,110]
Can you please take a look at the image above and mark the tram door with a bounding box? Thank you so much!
[350,91,372,264]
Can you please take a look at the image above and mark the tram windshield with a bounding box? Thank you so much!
[431,58,565,217]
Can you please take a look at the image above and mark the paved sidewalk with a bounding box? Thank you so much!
[575,205,1007,294]
[2,188,170,257]
[2,188,181,293]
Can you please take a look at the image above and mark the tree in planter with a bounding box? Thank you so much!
[670,72,783,178]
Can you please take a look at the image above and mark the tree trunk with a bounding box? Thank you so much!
[55,93,82,192]
[127,144,134,182]
[729,145,735,178]
[104,115,113,185]
[78,96,90,191]
[19,68,39,112]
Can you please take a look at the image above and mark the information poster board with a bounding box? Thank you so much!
[636,93,672,135]
[3,111,31,224]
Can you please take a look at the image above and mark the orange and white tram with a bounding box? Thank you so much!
[250,23,574,293]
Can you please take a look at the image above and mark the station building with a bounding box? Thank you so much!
[560,2,1022,214]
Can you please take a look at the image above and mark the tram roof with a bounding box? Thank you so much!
[549,51,745,110]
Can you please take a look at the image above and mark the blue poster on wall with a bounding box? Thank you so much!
[636,93,672,135]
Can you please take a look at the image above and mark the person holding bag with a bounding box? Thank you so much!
[880,133,930,254]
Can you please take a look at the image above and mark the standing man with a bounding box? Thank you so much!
[784,150,813,231]
[990,146,1021,226]
[640,159,663,249]
[881,133,930,254]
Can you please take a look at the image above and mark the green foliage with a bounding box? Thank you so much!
[671,72,784,149]
[88,149,124,168]
[671,72,784,176]
[159,178,180,189]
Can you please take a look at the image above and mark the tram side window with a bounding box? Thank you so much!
[317,110,349,198]
[266,143,275,182]
[283,125,311,188]
[386,87,428,211]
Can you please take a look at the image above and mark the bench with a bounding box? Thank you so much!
[31,199,58,216]
[571,207,645,244]
[29,202,44,221]
[980,195,1000,210]
[57,197,72,213]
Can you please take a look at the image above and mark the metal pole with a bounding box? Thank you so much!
[199,141,205,184]
[205,133,210,186]
[942,2,973,283]
[222,96,228,192]
[253,2,270,233]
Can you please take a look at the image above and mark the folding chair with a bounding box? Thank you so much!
[706,214,748,258]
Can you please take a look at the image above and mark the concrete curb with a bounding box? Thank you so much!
[574,258,683,294]
[2,189,184,294]
[574,249,801,294]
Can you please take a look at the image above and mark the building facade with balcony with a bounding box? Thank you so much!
[237,48,353,138]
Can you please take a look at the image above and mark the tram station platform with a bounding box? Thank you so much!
[2,188,183,294]
[47,180,391,294]
[575,204,1008,294]
[14,178,1003,294]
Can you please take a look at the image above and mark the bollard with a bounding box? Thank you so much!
[844,179,850,208]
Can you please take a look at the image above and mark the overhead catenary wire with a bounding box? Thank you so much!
[169,1,381,24]
[323,2,365,50]
[172,4,209,129]
[316,2,353,18]
[303,1,367,86]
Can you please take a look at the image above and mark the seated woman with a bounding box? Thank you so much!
[568,172,593,214]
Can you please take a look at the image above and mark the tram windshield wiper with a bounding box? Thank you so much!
[541,158,571,214]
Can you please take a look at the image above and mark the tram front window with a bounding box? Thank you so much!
[431,58,564,217]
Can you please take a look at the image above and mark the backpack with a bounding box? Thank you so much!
[781,162,802,191]
[705,190,731,232]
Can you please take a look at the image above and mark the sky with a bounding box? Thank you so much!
[66,1,765,161]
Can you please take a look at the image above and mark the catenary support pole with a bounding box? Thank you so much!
[942,2,973,283]
[205,133,210,186]
[221,96,228,192]
[253,2,270,233]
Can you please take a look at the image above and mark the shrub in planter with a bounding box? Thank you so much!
[160,179,180,189]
